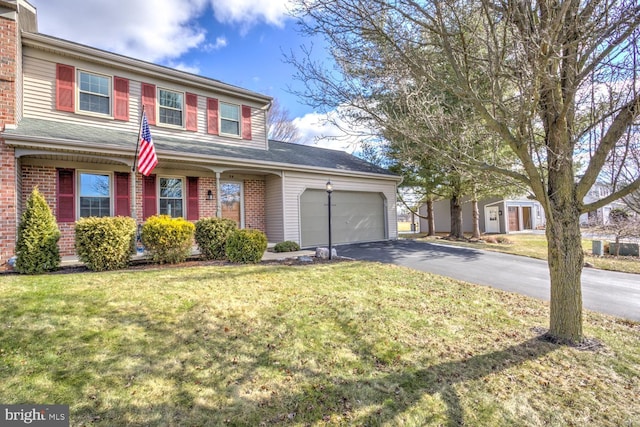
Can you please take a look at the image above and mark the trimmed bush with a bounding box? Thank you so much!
[141,215,195,264]
[225,229,268,263]
[273,240,300,253]
[75,216,137,271]
[15,187,61,274]
[194,217,238,260]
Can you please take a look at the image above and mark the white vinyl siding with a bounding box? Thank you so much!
[21,49,269,150]
[282,172,397,246]
[265,174,285,243]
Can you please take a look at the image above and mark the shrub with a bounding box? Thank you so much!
[141,215,195,264]
[75,216,137,271]
[273,240,300,253]
[225,229,268,263]
[194,217,238,260]
[15,187,61,274]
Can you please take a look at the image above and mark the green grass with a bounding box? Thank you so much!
[412,233,640,274]
[1,262,638,426]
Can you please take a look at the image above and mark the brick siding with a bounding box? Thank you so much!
[244,179,266,232]
[0,16,18,267]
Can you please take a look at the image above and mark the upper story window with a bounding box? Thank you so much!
[79,172,111,218]
[78,71,111,115]
[159,89,183,127]
[220,102,240,136]
[159,177,184,218]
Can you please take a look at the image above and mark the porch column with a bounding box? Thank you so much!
[216,171,222,218]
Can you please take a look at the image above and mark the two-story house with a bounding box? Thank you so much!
[0,0,400,268]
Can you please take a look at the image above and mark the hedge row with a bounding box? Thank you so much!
[14,188,271,273]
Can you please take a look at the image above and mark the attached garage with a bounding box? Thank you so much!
[300,189,387,247]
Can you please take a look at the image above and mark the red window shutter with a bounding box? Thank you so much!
[114,172,131,217]
[242,105,252,140]
[187,176,199,221]
[186,93,198,132]
[207,98,219,135]
[113,77,130,121]
[56,64,75,112]
[142,174,157,220]
[141,83,156,125]
[57,168,75,222]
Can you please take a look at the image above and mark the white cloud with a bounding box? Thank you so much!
[166,61,201,75]
[209,0,293,29]
[293,109,378,153]
[29,0,292,63]
[30,0,208,63]
[203,36,228,52]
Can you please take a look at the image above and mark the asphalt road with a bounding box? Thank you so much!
[337,239,640,321]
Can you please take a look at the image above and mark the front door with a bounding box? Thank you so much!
[522,206,532,229]
[485,205,500,233]
[508,206,520,232]
[220,182,243,227]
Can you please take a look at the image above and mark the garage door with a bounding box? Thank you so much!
[300,189,386,247]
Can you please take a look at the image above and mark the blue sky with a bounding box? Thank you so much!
[28,0,361,151]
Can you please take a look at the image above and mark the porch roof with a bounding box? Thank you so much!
[4,118,398,179]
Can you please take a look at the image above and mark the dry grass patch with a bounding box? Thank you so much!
[0,262,638,426]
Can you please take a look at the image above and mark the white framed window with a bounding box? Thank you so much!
[78,70,111,115]
[158,88,184,127]
[220,102,240,136]
[78,172,112,218]
[159,177,184,218]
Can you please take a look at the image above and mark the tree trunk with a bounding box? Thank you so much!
[449,196,464,239]
[426,199,436,236]
[471,198,481,239]
[545,124,584,343]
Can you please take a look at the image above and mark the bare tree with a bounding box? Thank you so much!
[267,98,301,143]
[290,0,640,343]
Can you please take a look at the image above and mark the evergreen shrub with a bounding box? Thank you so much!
[225,229,268,263]
[194,217,237,260]
[75,216,137,271]
[273,240,300,253]
[15,187,61,274]
[141,215,195,264]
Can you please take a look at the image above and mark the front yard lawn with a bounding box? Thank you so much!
[413,233,640,274]
[1,262,638,426]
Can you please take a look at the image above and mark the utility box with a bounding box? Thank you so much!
[592,240,604,256]
[609,242,640,257]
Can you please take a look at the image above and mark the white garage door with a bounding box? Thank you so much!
[300,189,386,247]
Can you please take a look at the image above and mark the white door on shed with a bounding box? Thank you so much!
[300,190,386,247]
[484,205,500,233]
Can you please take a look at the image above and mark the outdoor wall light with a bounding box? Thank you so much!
[207,189,213,200]
[499,210,503,216]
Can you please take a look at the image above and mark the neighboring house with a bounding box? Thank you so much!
[579,182,627,225]
[418,196,546,234]
[0,0,400,267]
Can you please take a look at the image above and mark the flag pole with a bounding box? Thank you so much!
[131,104,146,227]
[132,104,146,173]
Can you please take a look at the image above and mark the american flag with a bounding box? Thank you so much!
[137,112,158,176]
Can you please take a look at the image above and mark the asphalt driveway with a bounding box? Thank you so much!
[337,239,640,321]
